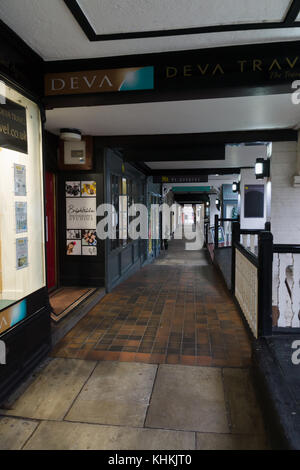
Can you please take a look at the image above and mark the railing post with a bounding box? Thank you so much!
[205,223,208,246]
[214,214,219,249]
[257,231,273,337]
[231,221,240,294]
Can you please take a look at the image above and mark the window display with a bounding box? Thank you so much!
[65,181,97,256]
[0,82,46,316]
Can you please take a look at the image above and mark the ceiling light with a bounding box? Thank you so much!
[60,128,82,142]
[232,182,240,193]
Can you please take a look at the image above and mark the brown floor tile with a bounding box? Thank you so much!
[51,241,251,369]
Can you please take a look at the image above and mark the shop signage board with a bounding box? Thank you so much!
[45,44,300,101]
[45,66,154,96]
[0,98,28,154]
[0,300,27,335]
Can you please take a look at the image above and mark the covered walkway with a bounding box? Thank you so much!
[52,229,251,367]
[0,232,269,450]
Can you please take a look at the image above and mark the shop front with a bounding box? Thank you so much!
[0,78,51,402]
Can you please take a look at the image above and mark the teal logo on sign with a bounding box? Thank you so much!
[119,67,154,91]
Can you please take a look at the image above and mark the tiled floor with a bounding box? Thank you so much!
[0,359,269,450]
[0,231,269,450]
[52,234,251,367]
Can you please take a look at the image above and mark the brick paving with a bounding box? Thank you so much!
[52,237,251,367]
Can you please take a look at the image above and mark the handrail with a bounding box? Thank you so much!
[273,244,300,254]
[218,218,237,222]
[234,241,258,267]
[240,229,264,235]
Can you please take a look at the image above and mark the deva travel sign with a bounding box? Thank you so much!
[45,66,154,95]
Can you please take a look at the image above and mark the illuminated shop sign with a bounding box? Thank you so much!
[0,98,28,154]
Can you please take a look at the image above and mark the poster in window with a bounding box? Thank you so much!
[66,229,81,240]
[82,246,97,256]
[16,238,28,269]
[66,239,81,256]
[15,202,27,233]
[81,181,96,197]
[65,181,81,197]
[82,230,97,246]
[244,184,264,218]
[66,198,97,229]
[14,164,26,196]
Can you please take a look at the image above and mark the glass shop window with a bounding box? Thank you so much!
[0,81,46,321]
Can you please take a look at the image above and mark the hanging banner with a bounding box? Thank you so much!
[0,98,28,154]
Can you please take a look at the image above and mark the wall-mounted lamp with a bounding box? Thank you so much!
[232,181,240,193]
[255,158,270,179]
[215,198,220,211]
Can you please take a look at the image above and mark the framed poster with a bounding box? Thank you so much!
[14,164,27,196]
[15,202,28,233]
[82,246,97,256]
[244,184,264,218]
[66,198,97,229]
[16,238,28,270]
[66,229,81,240]
[65,181,81,197]
[66,240,81,256]
[81,181,96,197]
[82,230,97,246]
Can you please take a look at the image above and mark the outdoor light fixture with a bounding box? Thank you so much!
[215,198,220,210]
[255,158,270,179]
[232,181,240,193]
[60,128,82,142]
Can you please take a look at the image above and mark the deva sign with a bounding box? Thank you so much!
[45,66,154,96]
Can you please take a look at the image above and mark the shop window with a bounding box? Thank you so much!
[0,82,46,321]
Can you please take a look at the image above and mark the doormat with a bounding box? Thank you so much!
[50,287,97,323]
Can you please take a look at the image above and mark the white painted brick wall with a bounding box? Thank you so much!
[271,141,300,244]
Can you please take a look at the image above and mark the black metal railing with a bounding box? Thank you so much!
[214,215,238,249]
